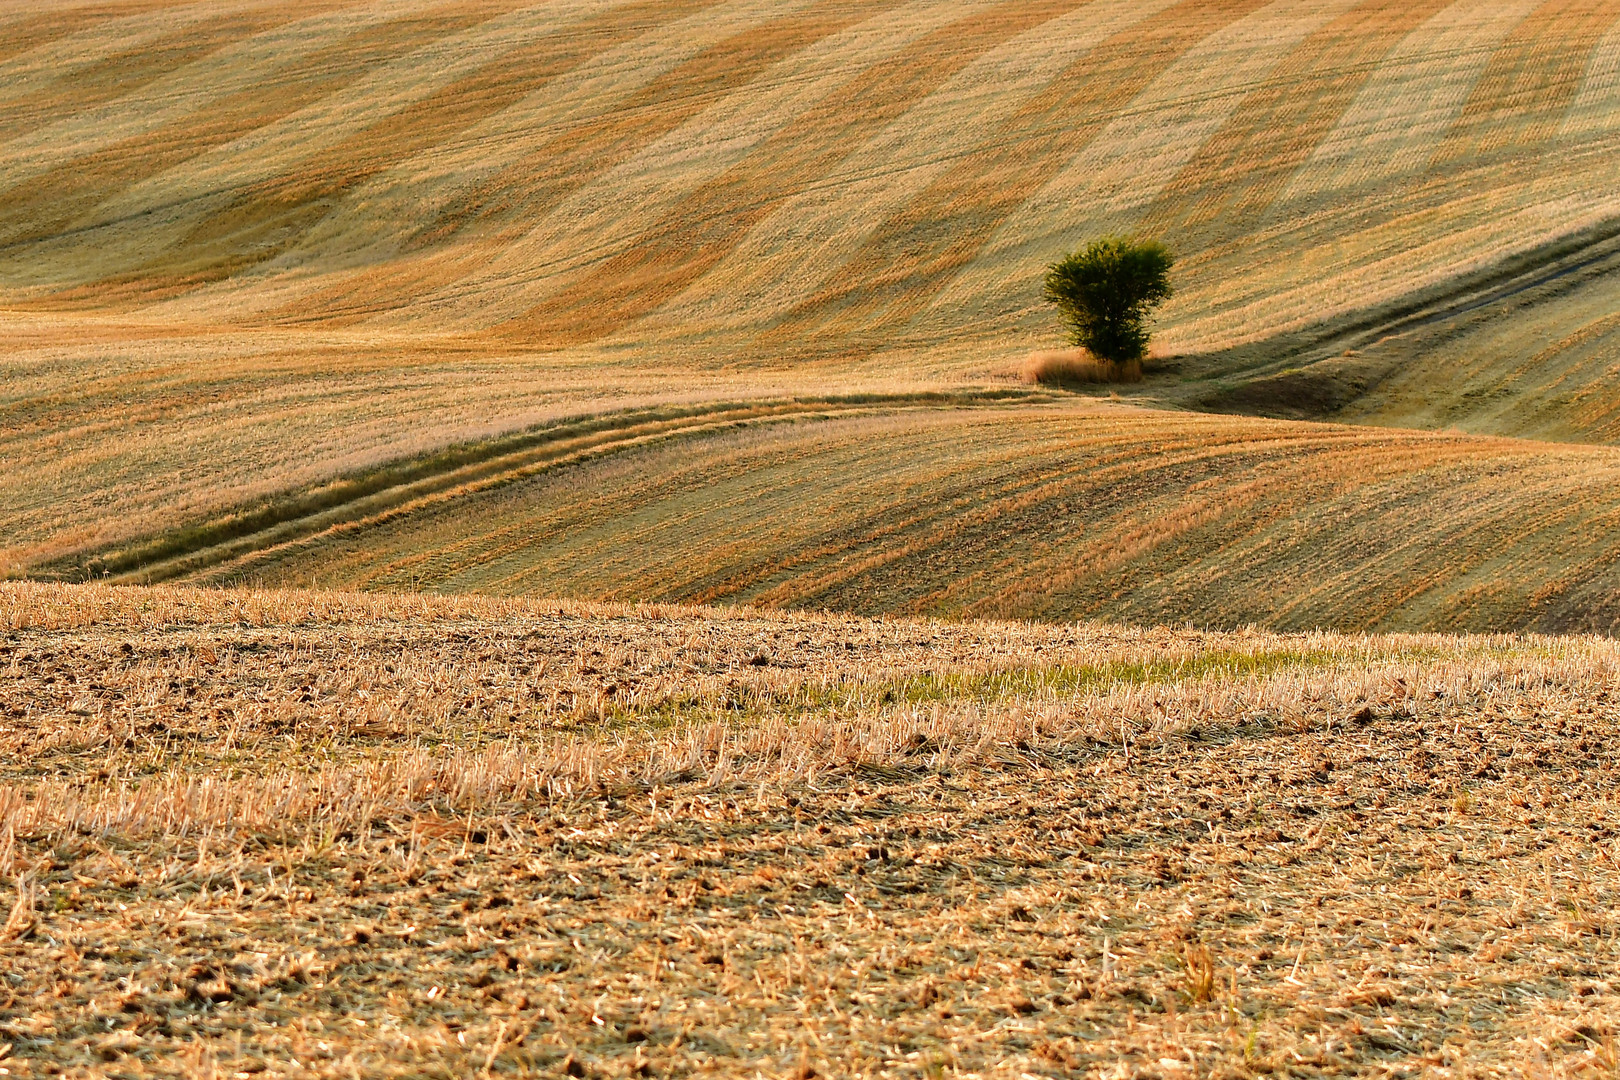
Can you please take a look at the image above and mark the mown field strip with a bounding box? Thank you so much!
[39,391,1036,586]
[202,403,1620,633]
[258,0,957,327]
[404,0,934,330]
[24,4,610,278]
[490,0,1079,346]
[4,0,1619,355]
[1427,0,1619,170]
[1139,0,1458,250]
[1560,13,1620,139]
[755,0,1278,350]
[919,0,1378,336]
[0,2,371,192]
[618,0,1156,342]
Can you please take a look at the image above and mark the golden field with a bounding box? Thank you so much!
[5,581,1620,1078]
[5,0,1620,632]
[101,400,1620,635]
[10,6,1620,1075]
[3,0,1616,349]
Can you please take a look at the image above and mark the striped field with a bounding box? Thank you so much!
[158,402,1620,634]
[6,0,1620,630]
[4,0,1619,351]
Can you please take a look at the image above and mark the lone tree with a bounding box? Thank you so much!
[1042,237,1174,376]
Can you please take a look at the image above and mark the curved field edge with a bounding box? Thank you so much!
[22,389,1044,586]
[192,404,1620,635]
[9,221,1620,585]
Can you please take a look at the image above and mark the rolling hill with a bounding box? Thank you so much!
[13,7,1620,1073]
[6,0,1620,632]
[5,0,1618,351]
[141,401,1620,634]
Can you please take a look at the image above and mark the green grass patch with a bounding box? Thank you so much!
[561,644,1454,737]
[879,647,1382,706]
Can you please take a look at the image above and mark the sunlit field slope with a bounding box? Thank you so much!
[1334,239,1620,440]
[144,402,1620,635]
[5,0,1619,353]
[8,0,1620,629]
[1165,226,1620,440]
[9,583,1620,1076]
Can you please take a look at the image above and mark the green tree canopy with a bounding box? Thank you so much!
[1042,237,1174,365]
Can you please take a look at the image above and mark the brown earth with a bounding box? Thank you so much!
[2,583,1619,1077]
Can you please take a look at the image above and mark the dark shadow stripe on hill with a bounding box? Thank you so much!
[1163,217,1620,422]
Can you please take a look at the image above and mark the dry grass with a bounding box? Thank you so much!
[5,581,1620,1077]
[1021,349,1138,386]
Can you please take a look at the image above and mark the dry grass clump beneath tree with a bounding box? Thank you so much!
[1022,348,1141,386]
[5,583,1620,1077]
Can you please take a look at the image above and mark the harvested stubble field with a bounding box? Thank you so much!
[165,402,1620,635]
[12,5,1620,1078]
[8,0,1620,591]
[5,582,1620,1077]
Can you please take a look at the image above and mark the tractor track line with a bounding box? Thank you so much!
[34,390,1045,586]
[1188,215,1620,386]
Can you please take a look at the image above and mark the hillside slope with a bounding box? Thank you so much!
[1333,240,1620,440]
[1154,224,1620,442]
[148,402,1620,635]
[3,0,1618,356]
[8,0,1620,631]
